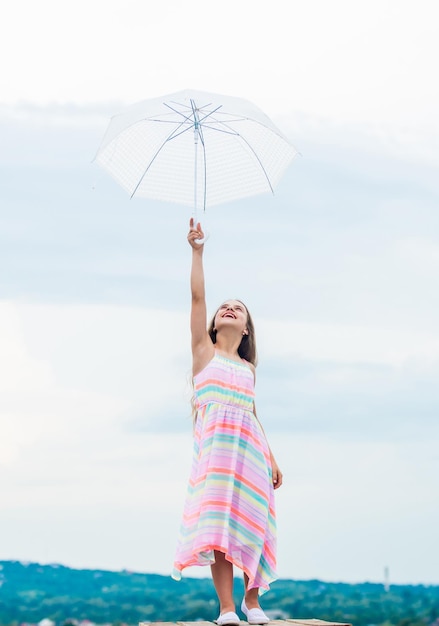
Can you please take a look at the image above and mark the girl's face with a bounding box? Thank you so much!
[215,300,248,334]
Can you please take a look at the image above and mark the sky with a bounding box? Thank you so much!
[1,0,439,588]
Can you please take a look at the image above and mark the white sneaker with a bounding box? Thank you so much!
[215,611,241,626]
[241,599,270,625]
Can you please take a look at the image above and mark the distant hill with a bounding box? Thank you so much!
[0,560,438,626]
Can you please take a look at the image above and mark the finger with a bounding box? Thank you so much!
[273,470,282,489]
[188,231,201,240]
[189,217,194,228]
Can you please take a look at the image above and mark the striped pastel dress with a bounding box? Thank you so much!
[172,352,277,593]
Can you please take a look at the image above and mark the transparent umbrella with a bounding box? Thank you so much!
[95,88,298,226]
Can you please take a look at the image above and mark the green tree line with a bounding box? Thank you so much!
[0,561,438,626]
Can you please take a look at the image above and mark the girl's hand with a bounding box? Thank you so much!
[271,455,283,489]
[187,218,205,250]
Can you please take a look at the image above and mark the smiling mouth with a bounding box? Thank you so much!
[222,312,236,318]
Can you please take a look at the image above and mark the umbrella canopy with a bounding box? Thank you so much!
[95,89,298,218]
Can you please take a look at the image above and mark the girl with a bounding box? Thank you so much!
[173,219,283,626]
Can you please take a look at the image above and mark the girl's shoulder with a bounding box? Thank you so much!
[192,343,215,377]
[243,359,256,380]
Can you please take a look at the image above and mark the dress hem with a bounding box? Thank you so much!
[173,545,276,595]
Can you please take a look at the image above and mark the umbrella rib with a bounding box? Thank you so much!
[236,132,275,193]
[174,108,278,196]
[129,102,222,201]
[164,102,196,124]
[194,104,224,125]
[197,123,240,136]
[130,102,223,202]
[200,117,277,193]
[246,138,274,192]
[164,101,224,127]
[129,119,189,198]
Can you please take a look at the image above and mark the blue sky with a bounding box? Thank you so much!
[1,0,438,586]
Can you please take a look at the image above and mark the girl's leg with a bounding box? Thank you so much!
[243,572,262,609]
[211,550,235,614]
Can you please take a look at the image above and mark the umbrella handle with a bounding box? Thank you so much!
[194,230,210,245]
[192,209,209,244]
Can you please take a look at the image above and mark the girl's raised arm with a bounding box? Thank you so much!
[187,219,214,374]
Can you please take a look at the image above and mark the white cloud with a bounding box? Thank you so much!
[273,434,439,584]
[258,318,439,367]
[0,301,189,465]
[2,0,439,132]
[0,301,53,392]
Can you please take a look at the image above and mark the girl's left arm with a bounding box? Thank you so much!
[253,401,283,489]
[269,451,283,490]
[249,363,283,489]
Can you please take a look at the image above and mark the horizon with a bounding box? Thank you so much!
[2,558,437,589]
[0,559,439,589]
